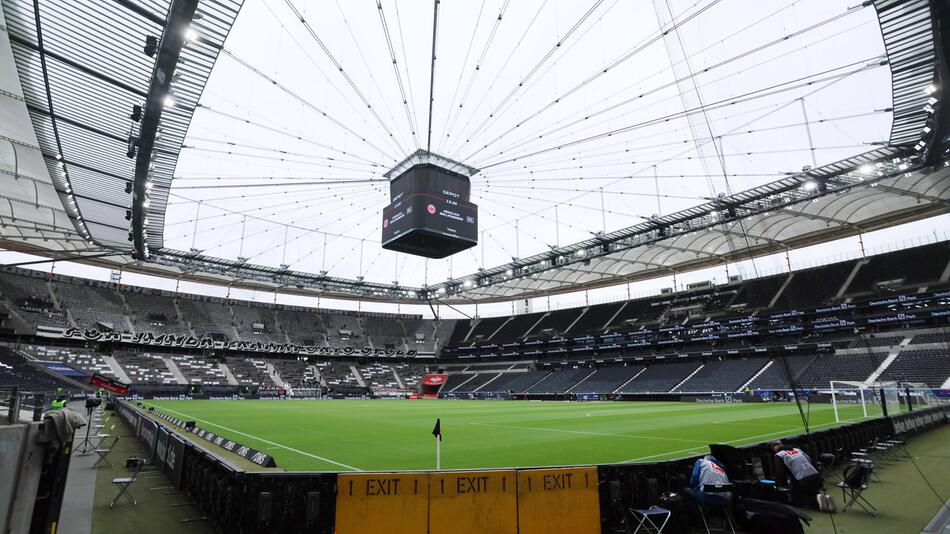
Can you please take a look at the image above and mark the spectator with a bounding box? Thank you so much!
[771,440,821,507]
[49,396,67,411]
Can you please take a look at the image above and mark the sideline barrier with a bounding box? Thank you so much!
[517,466,600,534]
[139,404,277,467]
[336,472,429,534]
[119,401,948,534]
[429,470,517,534]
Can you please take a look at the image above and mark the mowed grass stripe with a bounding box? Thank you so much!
[149,404,363,471]
[143,400,871,471]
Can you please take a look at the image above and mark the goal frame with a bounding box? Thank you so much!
[829,380,903,423]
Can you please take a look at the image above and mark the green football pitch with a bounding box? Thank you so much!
[141,399,884,472]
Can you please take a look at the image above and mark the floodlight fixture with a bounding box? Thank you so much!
[126,136,138,159]
[144,35,158,57]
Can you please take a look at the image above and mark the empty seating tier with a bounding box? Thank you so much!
[744,355,817,391]
[793,353,887,389]
[454,372,501,393]
[527,368,593,394]
[570,365,645,394]
[879,349,950,387]
[618,361,702,393]
[673,358,768,393]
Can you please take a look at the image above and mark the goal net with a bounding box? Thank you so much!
[902,382,941,409]
[829,380,903,423]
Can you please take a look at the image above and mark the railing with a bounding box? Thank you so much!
[0,387,49,423]
[117,397,948,534]
[469,232,950,318]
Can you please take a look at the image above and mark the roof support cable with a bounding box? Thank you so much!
[478,59,883,169]
[377,0,421,149]
[472,6,871,166]
[281,0,407,159]
[461,0,719,163]
[194,104,386,167]
[435,0,487,151]
[220,49,400,162]
[456,0,607,158]
[441,0,517,154]
[426,0,440,151]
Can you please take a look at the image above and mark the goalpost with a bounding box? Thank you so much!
[901,382,941,409]
[829,380,903,423]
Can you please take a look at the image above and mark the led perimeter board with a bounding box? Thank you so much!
[381,163,478,259]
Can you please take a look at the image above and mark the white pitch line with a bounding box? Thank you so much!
[618,416,868,463]
[470,422,706,444]
[152,405,362,472]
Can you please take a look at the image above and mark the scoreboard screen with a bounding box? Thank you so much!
[381,164,478,258]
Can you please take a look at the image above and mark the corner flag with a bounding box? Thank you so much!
[433,418,442,469]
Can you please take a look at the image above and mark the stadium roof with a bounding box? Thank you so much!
[0,0,948,304]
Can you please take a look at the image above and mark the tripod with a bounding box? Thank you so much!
[75,403,101,454]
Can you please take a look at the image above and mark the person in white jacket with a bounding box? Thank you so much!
[684,454,732,507]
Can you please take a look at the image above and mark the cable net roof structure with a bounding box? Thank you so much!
[0,0,948,303]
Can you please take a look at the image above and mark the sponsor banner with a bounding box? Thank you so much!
[164,433,186,489]
[43,327,419,358]
[36,361,87,378]
[191,428,277,467]
[128,403,277,468]
[117,402,140,429]
[693,394,744,404]
[155,427,170,466]
[136,417,159,463]
[90,373,130,395]
[421,374,447,386]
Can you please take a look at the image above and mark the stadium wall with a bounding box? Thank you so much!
[117,401,949,533]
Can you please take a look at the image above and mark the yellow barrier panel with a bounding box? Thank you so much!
[335,472,429,534]
[429,470,517,534]
[516,466,600,534]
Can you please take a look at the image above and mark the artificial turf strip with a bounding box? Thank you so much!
[804,424,950,534]
[90,410,212,534]
[141,399,885,472]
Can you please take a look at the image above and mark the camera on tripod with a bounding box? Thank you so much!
[85,398,102,410]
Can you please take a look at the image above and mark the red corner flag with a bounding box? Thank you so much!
[432,418,442,441]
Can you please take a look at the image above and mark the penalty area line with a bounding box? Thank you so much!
[149,405,362,472]
[470,422,705,444]
[619,415,868,464]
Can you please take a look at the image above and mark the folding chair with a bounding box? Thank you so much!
[92,435,120,468]
[110,459,143,508]
[837,463,878,516]
[850,443,881,482]
[628,506,671,533]
[698,484,735,534]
